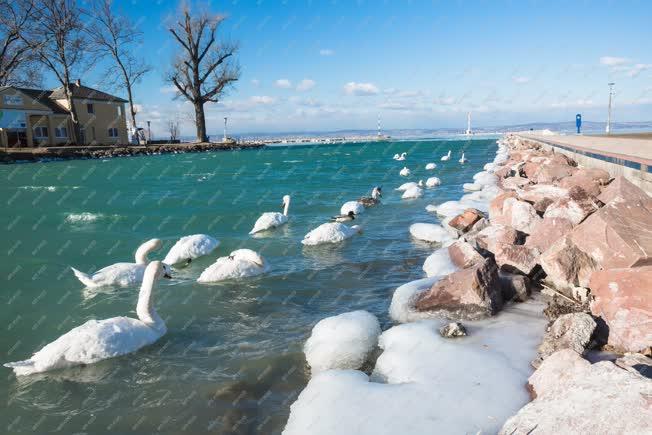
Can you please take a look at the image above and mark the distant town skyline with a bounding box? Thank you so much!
[42,0,652,136]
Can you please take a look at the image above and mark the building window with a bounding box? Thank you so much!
[34,126,48,138]
[108,127,119,138]
[55,127,68,138]
[87,103,94,114]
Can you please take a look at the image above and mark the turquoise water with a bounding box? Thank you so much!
[0,138,496,433]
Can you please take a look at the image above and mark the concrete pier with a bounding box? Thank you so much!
[516,133,652,194]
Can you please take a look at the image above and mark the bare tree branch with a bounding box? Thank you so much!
[0,0,42,87]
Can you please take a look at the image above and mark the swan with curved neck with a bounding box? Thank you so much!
[441,150,451,161]
[396,152,407,161]
[250,195,291,234]
[70,238,168,287]
[459,152,468,163]
[4,262,169,376]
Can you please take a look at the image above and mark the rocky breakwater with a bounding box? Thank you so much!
[410,134,651,433]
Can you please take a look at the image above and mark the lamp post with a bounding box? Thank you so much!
[147,120,151,144]
[223,117,227,143]
[606,82,615,134]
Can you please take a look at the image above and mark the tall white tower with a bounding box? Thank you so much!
[223,117,228,142]
[606,83,615,134]
[465,112,472,135]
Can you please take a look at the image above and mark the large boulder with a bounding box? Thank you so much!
[488,191,517,223]
[448,240,484,269]
[558,173,602,197]
[471,224,521,255]
[539,236,598,292]
[530,163,576,184]
[589,266,652,353]
[501,175,531,191]
[525,217,574,253]
[502,197,541,234]
[499,271,531,302]
[415,257,503,320]
[494,244,540,275]
[448,208,483,233]
[543,185,600,225]
[532,313,597,368]
[516,184,568,204]
[598,175,650,205]
[501,349,652,435]
[569,185,652,269]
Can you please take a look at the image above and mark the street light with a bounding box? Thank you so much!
[606,82,615,134]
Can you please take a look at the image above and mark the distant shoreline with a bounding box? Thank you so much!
[0,142,266,164]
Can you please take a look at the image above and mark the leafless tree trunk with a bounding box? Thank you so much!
[168,120,179,141]
[23,0,89,144]
[0,0,42,87]
[167,5,239,143]
[87,0,150,144]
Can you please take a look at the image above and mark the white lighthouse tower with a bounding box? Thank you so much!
[465,112,472,136]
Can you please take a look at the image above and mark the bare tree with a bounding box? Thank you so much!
[23,0,89,143]
[0,0,42,87]
[167,5,239,143]
[87,0,150,143]
[168,119,179,141]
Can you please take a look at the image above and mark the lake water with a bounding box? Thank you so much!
[0,137,497,433]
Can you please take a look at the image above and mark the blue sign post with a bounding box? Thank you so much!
[576,114,582,134]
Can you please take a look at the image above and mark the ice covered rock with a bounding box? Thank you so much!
[543,185,599,225]
[589,266,652,353]
[426,200,467,218]
[500,349,652,435]
[539,236,598,292]
[532,313,597,368]
[415,257,504,320]
[525,217,574,253]
[494,244,540,275]
[410,223,455,244]
[439,322,467,338]
[473,171,497,186]
[340,201,365,216]
[463,182,482,192]
[448,240,484,269]
[422,248,458,278]
[503,197,541,234]
[448,208,483,233]
[304,310,381,373]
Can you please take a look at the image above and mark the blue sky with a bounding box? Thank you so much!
[66,0,652,136]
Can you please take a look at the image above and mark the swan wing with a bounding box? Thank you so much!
[302,223,356,245]
[197,256,266,282]
[163,234,219,265]
[249,212,288,234]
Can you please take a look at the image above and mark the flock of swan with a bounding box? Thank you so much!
[4,147,467,376]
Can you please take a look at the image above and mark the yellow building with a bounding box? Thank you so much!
[0,80,128,147]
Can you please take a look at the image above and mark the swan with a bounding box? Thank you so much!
[459,152,468,163]
[197,249,268,282]
[426,177,441,187]
[401,185,423,199]
[5,261,169,376]
[418,179,425,187]
[399,167,411,177]
[396,152,407,161]
[392,153,400,160]
[249,195,291,235]
[340,200,365,216]
[396,182,418,191]
[331,211,355,222]
[162,234,220,266]
[302,222,363,246]
[425,162,437,170]
[358,186,382,207]
[70,239,169,288]
[440,150,451,161]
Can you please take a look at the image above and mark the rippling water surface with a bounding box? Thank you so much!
[0,137,496,433]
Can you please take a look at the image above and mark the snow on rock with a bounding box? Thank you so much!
[463,182,482,192]
[426,200,467,218]
[473,171,498,186]
[409,223,455,244]
[285,300,548,435]
[304,310,381,374]
[340,201,365,216]
[422,248,458,278]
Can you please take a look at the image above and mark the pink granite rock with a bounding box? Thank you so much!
[558,173,602,197]
[598,175,651,205]
[530,163,576,184]
[415,257,503,320]
[448,240,484,269]
[448,208,483,233]
[501,175,531,190]
[543,185,600,225]
[494,243,540,275]
[472,224,520,254]
[539,236,598,291]
[532,313,597,368]
[489,191,517,224]
[502,197,541,234]
[516,184,568,204]
[525,217,574,253]
[500,349,652,435]
[590,266,652,353]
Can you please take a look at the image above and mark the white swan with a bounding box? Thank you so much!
[340,200,365,216]
[426,177,441,187]
[418,179,425,187]
[425,162,437,170]
[392,153,400,160]
[302,223,363,246]
[162,234,220,266]
[249,195,291,234]
[70,239,168,288]
[440,150,451,161]
[401,185,423,199]
[396,152,407,161]
[399,167,411,177]
[5,261,169,376]
[197,249,269,282]
[459,152,468,163]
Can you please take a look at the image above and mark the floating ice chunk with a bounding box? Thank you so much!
[463,182,482,192]
[401,185,423,199]
[304,310,381,374]
[396,182,418,191]
[426,200,466,218]
[388,276,441,323]
[409,223,454,244]
[484,162,497,172]
[425,177,441,187]
[459,193,489,213]
[473,171,498,186]
[340,201,365,216]
[422,248,458,278]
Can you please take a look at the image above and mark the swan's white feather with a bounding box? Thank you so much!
[395,182,418,192]
[340,201,365,216]
[71,263,145,288]
[401,185,423,199]
[425,163,437,170]
[425,177,441,187]
[197,249,268,282]
[302,223,361,246]
[163,234,219,265]
[250,212,289,234]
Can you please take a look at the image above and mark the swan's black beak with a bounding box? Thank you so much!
[164,273,172,279]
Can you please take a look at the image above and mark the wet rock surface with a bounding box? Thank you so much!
[532,313,597,368]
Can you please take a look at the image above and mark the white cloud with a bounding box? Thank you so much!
[434,96,456,106]
[600,56,629,66]
[160,85,178,94]
[251,79,260,87]
[275,79,292,89]
[343,82,379,96]
[512,76,531,84]
[626,63,651,78]
[296,79,316,92]
[250,95,276,105]
[319,49,335,56]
